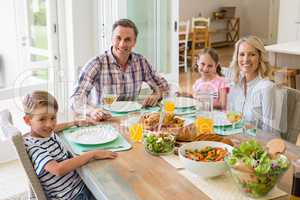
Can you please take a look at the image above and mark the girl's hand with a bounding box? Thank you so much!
[177,91,193,98]
[74,119,98,127]
[92,150,118,160]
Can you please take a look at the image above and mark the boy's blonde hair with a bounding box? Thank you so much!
[229,35,272,84]
[23,91,58,115]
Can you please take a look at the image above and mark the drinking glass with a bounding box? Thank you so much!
[129,123,143,142]
[291,160,300,199]
[101,86,118,109]
[73,95,88,120]
[194,91,213,118]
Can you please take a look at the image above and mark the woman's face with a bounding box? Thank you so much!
[237,42,260,77]
[197,54,217,79]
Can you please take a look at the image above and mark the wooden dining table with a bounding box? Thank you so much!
[61,116,300,200]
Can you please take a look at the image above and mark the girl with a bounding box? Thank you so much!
[180,48,228,110]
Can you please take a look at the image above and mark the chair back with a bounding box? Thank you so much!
[178,20,190,72]
[191,17,210,29]
[190,27,209,67]
[0,109,47,200]
[253,86,300,144]
[281,87,300,143]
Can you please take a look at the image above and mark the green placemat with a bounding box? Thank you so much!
[109,106,160,117]
[214,121,244,135]
[174,107,197,116]
[61,125,132,155]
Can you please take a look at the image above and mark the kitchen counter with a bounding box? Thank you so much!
[265,41,300,68]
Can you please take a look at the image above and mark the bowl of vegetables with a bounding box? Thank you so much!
[143,131,176,156]
[225,140,290,198]
[178,141,233,178]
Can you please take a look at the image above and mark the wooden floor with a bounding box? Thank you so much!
[179,46,234,92]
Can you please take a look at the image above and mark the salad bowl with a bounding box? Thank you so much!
[178,141,233,178]
[143,131,176,156]
[226,140,290,198]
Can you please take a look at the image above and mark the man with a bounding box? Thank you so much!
[71,19,169,121]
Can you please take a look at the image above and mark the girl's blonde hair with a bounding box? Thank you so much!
[23,91,58,115]
[229,35,272,84]
[194,48,222,76]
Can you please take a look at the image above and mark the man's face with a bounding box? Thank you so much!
[112,26,136,60]
[24,106,57,138]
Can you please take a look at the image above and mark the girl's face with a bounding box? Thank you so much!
[237,42,260,77]
[197,54,217,78]
[24,106,57,138]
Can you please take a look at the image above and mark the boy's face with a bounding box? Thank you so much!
[24,106,57,138]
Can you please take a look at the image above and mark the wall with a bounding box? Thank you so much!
[179,0,275,43]
[277,0,300,43]
[0,0,20,88]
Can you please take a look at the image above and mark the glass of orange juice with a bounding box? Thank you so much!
[195,117,214,134]
[164,100,175,113]
[129,123,143,142]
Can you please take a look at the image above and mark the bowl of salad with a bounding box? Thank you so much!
[225,140,289,198]
[143,131,176,156]
[178,141,233,178]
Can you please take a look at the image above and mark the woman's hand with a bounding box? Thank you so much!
[89,109,112,121]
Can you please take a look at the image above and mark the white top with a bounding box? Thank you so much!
[228,77,275,122]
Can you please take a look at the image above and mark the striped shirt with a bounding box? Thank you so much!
[24,133,85,200]
[71,47,169,113]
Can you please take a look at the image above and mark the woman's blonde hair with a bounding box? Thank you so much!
[229,35,272,83]
[23,91,58,115]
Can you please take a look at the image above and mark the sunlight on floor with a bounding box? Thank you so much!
[0,160,27,199]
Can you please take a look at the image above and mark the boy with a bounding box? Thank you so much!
[23,91,117,200]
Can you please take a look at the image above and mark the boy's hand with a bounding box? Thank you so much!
[90,109,112,121]
[92,150,118,159]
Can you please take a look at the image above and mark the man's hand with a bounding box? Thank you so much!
[142,93,162,107]
[74,118,98,127]
[89,109,112,121]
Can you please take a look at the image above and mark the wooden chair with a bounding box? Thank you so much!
[178,20,190,72]
[0,109,47,200]
[190,27,209,67]
[191,17,210,29]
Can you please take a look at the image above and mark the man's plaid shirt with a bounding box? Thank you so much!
[71,47,169,112]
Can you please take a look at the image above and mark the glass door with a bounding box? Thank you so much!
[4,0,60,102]
[98,0,179,84]
[0,0,60,133]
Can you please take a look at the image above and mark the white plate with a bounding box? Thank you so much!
[166,97,197,108]
[103,101,142,113]
[68,126,118,145]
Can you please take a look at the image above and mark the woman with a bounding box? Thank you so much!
[228,35,275,124]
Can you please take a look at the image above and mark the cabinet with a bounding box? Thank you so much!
[209,17,240,47]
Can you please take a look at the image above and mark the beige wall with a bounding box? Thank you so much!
[179,0,276,43]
